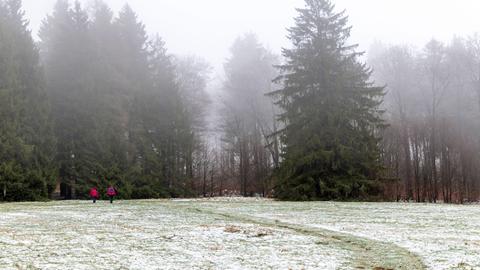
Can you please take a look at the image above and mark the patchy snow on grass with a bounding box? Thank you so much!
[0,200,347,270]
[198,200,480,270]
[1,199,476,269]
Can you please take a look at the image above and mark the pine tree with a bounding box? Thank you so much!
[173,55,211,192]
[127,36,178,198]
[270,0,385,200]
[40,0,104,198]
[89,0,129,183]
[222,33,279,196]
[0,0,56,201]
[114,4,149,89]
[114,5,196,198]
[36,1,199,199]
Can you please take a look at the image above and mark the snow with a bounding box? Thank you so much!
[197,200,480,270]
[0,200,347,270]
[0,199,477,269]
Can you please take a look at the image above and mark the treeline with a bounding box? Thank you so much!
[179,33,281,198]
[3,0,479,202]
[195,0,480,202]
[39,0,202,199]
[0,0,56,200]
[0,0,389,202]
[1,0,212,200]
[208,0,385,200]
[371,38,480,203]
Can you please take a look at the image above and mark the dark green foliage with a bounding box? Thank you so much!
[270,0,385,201]
[0,0,387,202]
[34,0,197,200]
[0,0,56,201]
[40,0,104,198]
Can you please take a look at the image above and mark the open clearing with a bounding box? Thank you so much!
[0,199,478,269]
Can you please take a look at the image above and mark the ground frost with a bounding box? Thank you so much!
[2,199,473,269]
[0,200,346,270]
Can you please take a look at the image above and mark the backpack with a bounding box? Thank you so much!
[107,187,116,196]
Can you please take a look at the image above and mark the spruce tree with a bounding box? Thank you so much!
[0,0,56,200]
[89,0,129,184]
[270,0,385,200]
[114,4,149,89]
[114,5,195,198]
[222,33,278,196]
[40,0,104,198]
[173,56,211,191]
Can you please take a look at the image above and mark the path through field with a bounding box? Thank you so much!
[0,199,478,269]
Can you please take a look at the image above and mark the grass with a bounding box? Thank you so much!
[1,198,477,269]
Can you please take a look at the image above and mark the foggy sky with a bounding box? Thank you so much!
[22,0,480,71]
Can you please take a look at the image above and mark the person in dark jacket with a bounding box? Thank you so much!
[107,186,117,203]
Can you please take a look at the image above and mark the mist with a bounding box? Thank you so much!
[4,0,480,269]
[2,0,480,202]
[22,0,480,70]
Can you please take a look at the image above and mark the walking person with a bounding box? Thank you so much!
[107,186,117,204]
[89,187,99,203]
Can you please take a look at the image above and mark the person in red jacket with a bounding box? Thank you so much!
[89,187,99,203]
[107,186,117,204]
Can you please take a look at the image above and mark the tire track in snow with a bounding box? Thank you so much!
[173,203,426,270]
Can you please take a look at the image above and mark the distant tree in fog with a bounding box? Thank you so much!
[221,33,279,196]
[371,37,480,203]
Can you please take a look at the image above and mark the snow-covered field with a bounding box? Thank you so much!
[0,198,477,269]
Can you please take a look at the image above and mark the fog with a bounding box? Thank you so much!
[3,0,480,203]
[22,0,480,71]
[5,3,480,270]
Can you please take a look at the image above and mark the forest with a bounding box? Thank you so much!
[0,0,479,203]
